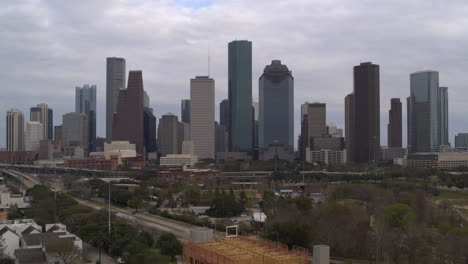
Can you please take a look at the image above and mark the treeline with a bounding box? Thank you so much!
[24,185,180,263]
[262,183,468,263]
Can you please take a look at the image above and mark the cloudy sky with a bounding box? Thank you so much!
[1,0,468,148]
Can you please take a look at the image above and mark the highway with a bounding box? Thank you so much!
[0,169,198,239]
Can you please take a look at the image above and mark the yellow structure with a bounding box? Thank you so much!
[183,236,308,264]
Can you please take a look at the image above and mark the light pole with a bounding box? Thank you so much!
[273,140,279,172]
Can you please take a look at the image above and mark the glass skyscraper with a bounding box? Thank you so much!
[409,71,440,153]
[439,87,449,146]
[228,40,252,153]
[76,85,97,153]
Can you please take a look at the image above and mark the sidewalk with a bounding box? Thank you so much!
[83,242,117,264]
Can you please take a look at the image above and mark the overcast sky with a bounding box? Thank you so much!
[1,0,468,148]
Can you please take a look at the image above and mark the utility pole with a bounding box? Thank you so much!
[108,180,111,235]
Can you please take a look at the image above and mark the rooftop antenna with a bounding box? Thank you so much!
[208,47,211,77]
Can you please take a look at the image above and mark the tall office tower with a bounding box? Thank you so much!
[215,122,228,153]
[406,97,411,148]
[181,99,191,123]
[455,133,468,148]
[157,113,180,156]
[190,76,215,160]
[439,87,449,146]
[6,109,24,151]
[106,57,126,141]
[25,121,44,152]
[112,71,145,153]
[308,103,327,139]
[75,84,97,153]
[144,107,157,153]
[388,98,402,148]
[144,91,150,108]
[252,102,259,121]
[62,112,88,156]
[228,40,252,153]
[30,103,53,140]
[258,60,294,152]
[408,71,440,153]
[345,93,355,163]
[353,62,380,163]
[299,107,309,161]
[54,125,62,141]
[219,99,229,128]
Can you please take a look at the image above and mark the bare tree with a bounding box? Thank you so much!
[46,240,83,264]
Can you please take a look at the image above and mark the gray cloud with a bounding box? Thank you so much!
[1,0,468,148]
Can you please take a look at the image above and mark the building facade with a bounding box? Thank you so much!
[258,60,294,153]
[353,62,380,164]
[388,98,402,148]
[439,86,449,146]
[157,113,180,156]
[144,107,157,153]
[30,104,53,140]
[75,84,97,153]
[219,99,229,128]
[62,112,88,156]
[181,99,191,123]
[190,76,215,160]
[106,57,126,141]
[112,70,145,154]
[408,71,440,153]
[345,93,355,163]
[25,121,43,152]
[215,123,228,154]
[455,133,468,148]
[228,40,252,153]
[6,109,24,152]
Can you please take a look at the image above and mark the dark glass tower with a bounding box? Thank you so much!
[353,62,380,164]
[106,57,126,141]
[181,99,190,123]
[228,40,252,153]
[112,71,144,153]
[388,98,402,148]
[144,107,157,153]
[219,99,229,129]
[75,85,97,153]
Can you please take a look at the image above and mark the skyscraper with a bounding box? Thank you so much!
[215,122,228,154]
[181,99,191,123]
[6,109,24,151]
[30,103,53,140]
[25,121,44,152]
[455,133,468,148]
[408,71,440,153]
[62,112,88,156]
[345,93,355,163]
[190,76,215,160]
[157,113,180,156]
[388,98,402,148]
[219,99,229,128]
[353,62,380,164]
[75,84,97,153]
[144,107,157,153]
[439,87,449,146]
[307,103,327,139]
[106,57,126,141]
[258,60,294,152]
[112,70,145,154]
[228,40,252,153]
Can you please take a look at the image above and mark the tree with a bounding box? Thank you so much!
[46,240,83,264]
[129,197,145,212]
[381,203,416,233]
[156,233,182,260]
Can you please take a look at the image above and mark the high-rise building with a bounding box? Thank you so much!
[258,60,294,152]
[6,109,24,151]
[30,104,53,140]
[219,99,229,128]
[157,113,180,156]
[106,57,126,141]
[345,93,355,163]
[215,122,228,154]
[299,109,308,161]
[25,121,44,152]
[307,103,327,140]
[388,98,402,148]
[144,91,150,109]
[62,112,88,155]
[455,133,468,148]
[144,107,157,153]
[54,125,62,141]
[353,62,380,164]
[181,99,191,123]
[327,123,343,138]
[112,70,145,154]
[228,40,252,153]
[76,84,97,153]
[439,87,449,146]
[190,76,215,160]
[408,71,440,153]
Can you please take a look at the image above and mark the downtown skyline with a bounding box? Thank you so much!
[1,0,468,148]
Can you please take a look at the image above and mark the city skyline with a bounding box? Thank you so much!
[1,1,468,148]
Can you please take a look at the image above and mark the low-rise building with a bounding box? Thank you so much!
[0,151,38,164]
[306,148,347,165]
[380,147,406,161]
[259,143,295,161]
[406,152,468,169]
[64,155,120,170]
[160,154,198,167]
[216,152,251,162]
[0,219,41,258]
[104,141,137,158]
